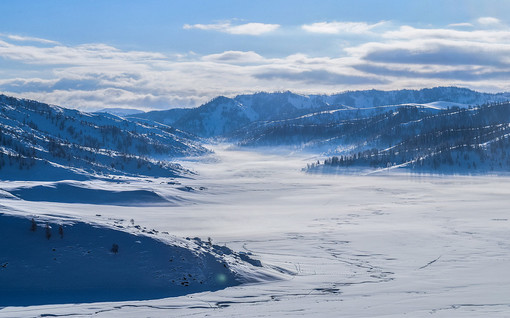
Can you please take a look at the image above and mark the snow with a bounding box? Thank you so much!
[1,145,509,316]
[134,88,510,138]
[0,95,207,180]
[7,182,171,206]
[422,101,470,109]
[0,204,276,306]
[95,108,145,117]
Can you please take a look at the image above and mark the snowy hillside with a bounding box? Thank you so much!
[132,87,510,137]
[309,102,510,174]
[2,88,508,178]
[171,96,258,137]
[233,91,329,121]
[0,211,272,306]
[0,95,209,180]
[131,91,334,137]
[233,104,442,148]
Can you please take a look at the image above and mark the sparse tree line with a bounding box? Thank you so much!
[30,218,64,240]
[29,218,120,254]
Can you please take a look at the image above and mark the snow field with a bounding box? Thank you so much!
[1,145,509,317]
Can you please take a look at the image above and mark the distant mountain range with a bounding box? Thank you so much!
[129,86,510,174]
[0,95,207,181]
[2,86,510,179]
[130,87,510,138]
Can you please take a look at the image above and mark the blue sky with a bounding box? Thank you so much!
[0,0,509,110]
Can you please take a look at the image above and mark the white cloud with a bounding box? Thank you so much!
[183,22,227,31]
[448,22,473,28]
[352,39,510,67]
[0,39,165,67]
[202,51,264,64]
[226,23,280,35]
[5,34,60,45]
[383,25,510,42]
[478,17,501,25]
[301,21,385,34]
[345,23,510,90]
[183,21,280,35]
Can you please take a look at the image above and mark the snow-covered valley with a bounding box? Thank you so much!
[1,145,509,317]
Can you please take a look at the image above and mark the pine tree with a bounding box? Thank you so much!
[45,223,51,240]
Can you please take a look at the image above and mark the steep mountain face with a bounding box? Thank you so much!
[131,87,510,138]
[234,91,330,121]
[0,95,208,180]
[171,96,257,137]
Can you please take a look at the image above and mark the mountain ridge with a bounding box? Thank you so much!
[130,87,510,138]
[3,86,510,178]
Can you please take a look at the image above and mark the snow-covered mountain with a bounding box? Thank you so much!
[171,96,258,137]
[132,87,510,137]
[2,87,509,179]
[95,108,145,117]
[129,92,335,137]
[233,91,329,121]
[308,102,510,173]
[0,95,208,180]
[233,104,442,148]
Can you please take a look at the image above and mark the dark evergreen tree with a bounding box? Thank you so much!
[30,218,37,232]
[45,223,51,240]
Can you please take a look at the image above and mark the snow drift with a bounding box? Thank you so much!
[8,182,171,206]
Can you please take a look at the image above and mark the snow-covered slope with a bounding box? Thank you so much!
[233,104,441,149]
[172,96,258,137]
[234,91,329,121]
[309,102,510,174]
[0,95,209,180]
[0,211,272,306]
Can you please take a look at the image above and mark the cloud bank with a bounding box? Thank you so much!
[0,17,509,111]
